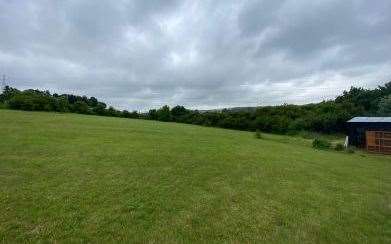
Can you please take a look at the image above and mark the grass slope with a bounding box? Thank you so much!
[0,110,390,243]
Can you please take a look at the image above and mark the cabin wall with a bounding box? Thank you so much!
[366,131,391,154]
[347,122,391,148]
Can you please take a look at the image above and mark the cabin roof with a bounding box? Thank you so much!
[347,117,391,123]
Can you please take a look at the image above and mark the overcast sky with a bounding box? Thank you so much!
[0,0,390,111]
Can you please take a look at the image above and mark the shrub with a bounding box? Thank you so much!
[334,143,344,151]
[312,138,331,149]
[255,129,262,139]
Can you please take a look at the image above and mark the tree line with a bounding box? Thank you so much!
[1,82,390,134]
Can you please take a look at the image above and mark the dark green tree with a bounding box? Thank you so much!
[147,109,158,120]
[378,95,391,116]
[72,101,89,114]
[157,105,171,122]
[92,102,107,115]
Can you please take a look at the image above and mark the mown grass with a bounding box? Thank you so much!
[0,110,390,243]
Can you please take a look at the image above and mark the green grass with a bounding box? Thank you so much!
[0,110,390,243]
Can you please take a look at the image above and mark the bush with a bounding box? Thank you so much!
[312,138,331,149]
[346,147,355,153]
[255,129,262,139]
[334,143,344,151]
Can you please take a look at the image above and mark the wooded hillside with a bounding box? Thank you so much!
[1,81,390,134]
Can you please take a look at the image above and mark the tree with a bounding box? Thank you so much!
[107,106,120,117]
[171,105,187,116]
[147,109,158,120]
[378,95,391,116]
[157,105,171,121]
[54,96,70,112]
[7,94,35,110]
[122,110,131,118]
[72,101,89,114]
[92,102,107,115]
[0,86,19,102]
[130,110,139,118]
[170,105,189,122]
[88,97,98,107]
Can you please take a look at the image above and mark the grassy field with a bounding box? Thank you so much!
[0,110,390,243]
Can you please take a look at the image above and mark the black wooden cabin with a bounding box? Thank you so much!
[347,117,391,152]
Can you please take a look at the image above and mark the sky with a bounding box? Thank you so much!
[0,0,390,111]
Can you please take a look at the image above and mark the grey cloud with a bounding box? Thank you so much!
[0,0,390,111]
